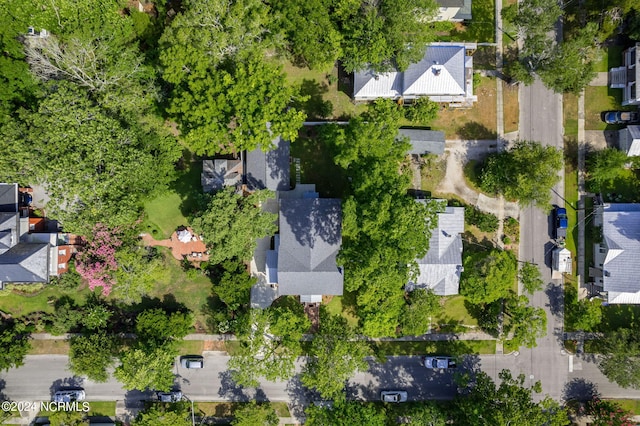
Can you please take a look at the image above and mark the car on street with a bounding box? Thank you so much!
[603,110,639,124]
[180,355,204,369]
[554,206,568,240]
[157,390,183,402]
[380,390,408,403]
[53,388,85,403]
[422,356,457,369]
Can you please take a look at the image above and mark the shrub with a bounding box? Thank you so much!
[464,206,499,232]
[405,96,439,124]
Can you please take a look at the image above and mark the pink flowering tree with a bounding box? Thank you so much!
[587,399,634,426]
[75,224,122,296]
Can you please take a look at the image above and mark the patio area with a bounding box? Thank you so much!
[141,226,209,263]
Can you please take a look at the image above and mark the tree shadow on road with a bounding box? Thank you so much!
[563,378,599,402]
[545,282,564,317]
[49,377,84,397]
[217,371,250,402]
[286,374,313,419]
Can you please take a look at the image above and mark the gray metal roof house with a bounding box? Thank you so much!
[408,200,464,296]
[354,42,478,105]
[398,128,446,156]
[245,136,290,192]
[594,203,640,304]
[251,193,343,307]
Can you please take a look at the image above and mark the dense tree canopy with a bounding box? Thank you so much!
[0,321,31,372]
[320,100,440,336]
[131,402,192,426]
[301,310,370,400]
[192,188,278,264]
[305,401,388,426]
[69,332,117,382]
[232,402,279,426]
[480,140,563,207]
[135,308,193,346]
[586,148,633,193]
[461,249,517,305]
[598,328,640,389]
[114,344,177,391]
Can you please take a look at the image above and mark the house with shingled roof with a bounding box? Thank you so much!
[407,199,464,296]
[0,183,75,288]
[435,0,472,21]
[593,203,640,303]
[609,43,640,107]
[354,42,477,106]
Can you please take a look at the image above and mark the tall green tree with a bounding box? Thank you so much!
[0,321,31,371]
[598,328,640,389]
[48,411,88,426]
[114,344,177,391]
[519,262,544,295]
[320,100,440,336]
[301,311,370,400]
[453,369,570,426]
[228,307,309,387]
[69,332,118,382]
[480,140,563,207]
[305,401,388,426]
[401,289,441,336]
[212,260,256,311]
[461,250,517,305]
[192,188,278,264]
[232,402,279,426]
[131,402,192,426]
[586,148,631,193]
[135,309,193,346]
[565,284,602,332]
[504,295,547,348]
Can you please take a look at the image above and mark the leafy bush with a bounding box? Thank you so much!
[405,96,439,124]
[464,206,499,232]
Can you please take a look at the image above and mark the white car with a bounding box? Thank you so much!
[180,355,204,369]
[422,356,457,369]
[380,390,408,403]
[53,389,85,403]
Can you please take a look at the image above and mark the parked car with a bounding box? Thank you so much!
[380,390,408,403]
[603,111,639,124]
[157,390,183,402]
[53,388,85,403]
[422,356,457,369]
[554,206,568,240]
[180,355,204,369]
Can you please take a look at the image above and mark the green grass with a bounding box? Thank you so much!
[145,248,213,330]
[195,402,289,418]
[563,92,579,137]
[462,160,484,194]
[599,304,640,332]
[564,162,578,277]
[584,196,594,280]
[143,161,203,239]
[450,0,496,43]
[324,296,359,328]
[28,339,70,355]
[290,129,348,198]
[87,401,116,416]
[0,286,91,317]
[606,399,640,415]
[593,46,623,73]
[434,295,479,328]
[176,340,204,355]
[372,339,496,356]
[584,85,635,131]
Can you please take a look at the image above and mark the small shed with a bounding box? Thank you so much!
[552,247,572,274]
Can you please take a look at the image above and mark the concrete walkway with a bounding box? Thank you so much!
[589,72,608,87]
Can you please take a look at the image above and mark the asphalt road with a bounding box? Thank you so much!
[517,77,567,401]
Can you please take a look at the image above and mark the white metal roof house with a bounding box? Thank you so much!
[434,0,472,21]
[353,42,478,106]
[618,125,640,157]
[609,43,640,107]
[593,203,640,303]
[408,200,464,296]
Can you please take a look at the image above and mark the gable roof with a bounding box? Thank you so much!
[0,183,18,212]
[0,242,50,285]
[277,198,343,297]
[353,43,475,102]
[601,203,640,303]
[398,128,446,155]
[202,159,242,192]
[410,201,464,296]
[245,136,290,192]
[619,125,640,156]
[436,0,472,20]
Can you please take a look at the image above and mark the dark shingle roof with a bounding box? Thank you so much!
[0,243,49,285]
[0,183,18,212]
[277,198,343,296]
[398,128,446,155]
[245,137,290,191]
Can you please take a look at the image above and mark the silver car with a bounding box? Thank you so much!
[180,355,204,369]
[53,389,85,403]
[380,390,408,403]
[157,390,183,402]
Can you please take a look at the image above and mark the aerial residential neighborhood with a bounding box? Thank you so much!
[1,0,640,425]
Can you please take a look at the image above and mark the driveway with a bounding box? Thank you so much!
[437,139,520,218]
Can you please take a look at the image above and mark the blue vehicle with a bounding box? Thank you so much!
[554,207,568,239]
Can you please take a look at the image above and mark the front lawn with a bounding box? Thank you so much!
[87,401,116,417]
[563,92,578,137]
[28,339,70,355]
[431,76,497,139]
[433,295,479,328]
[324,295,359,328]
[584,86,634,131]
[564,158,578,276]
[0,286,91,317]
[372,339,495,356]
[593,46,623,73]
[503,83,519,133]
[450,0,496,43]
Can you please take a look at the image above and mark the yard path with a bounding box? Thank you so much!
[437,140,520,219]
